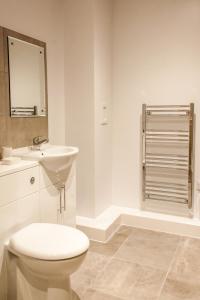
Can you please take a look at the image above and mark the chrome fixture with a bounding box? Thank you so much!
[142,103,194,210]
[11,106,37,117]
[33,136,49,146]
[59,184,66,214]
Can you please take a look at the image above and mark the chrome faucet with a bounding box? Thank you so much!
[33,136,49,146]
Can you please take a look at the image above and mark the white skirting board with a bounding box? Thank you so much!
[76,205,200,242]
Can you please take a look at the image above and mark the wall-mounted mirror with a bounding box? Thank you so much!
[7,35,47,117]
[0,26,48,151]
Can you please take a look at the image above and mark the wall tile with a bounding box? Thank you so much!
[0,26,48,155]
[0,27,4,72]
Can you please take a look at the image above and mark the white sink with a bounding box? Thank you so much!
[14,145,79,183]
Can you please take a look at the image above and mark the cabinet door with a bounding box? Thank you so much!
[39,163,76,226]
[0,166,39,207]
[39,184,62,224]
[17,192,40,226]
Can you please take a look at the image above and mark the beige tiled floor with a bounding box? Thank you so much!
[71,226,200,300]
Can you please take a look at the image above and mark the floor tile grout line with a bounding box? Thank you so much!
[82,237,124,298]
[113,230,181,259]
[156,236,182,300]
[81,227,184,299]
[87,249,167,299]
[89,227,132,259]
[72,247,114,298]
[102,254,152,269]
[93,228,131,269]
[87,228,133,300]
[112,230,133,259]
[90,258,132,300]
[112,230,181,272]
[91,226,170,300]
[83,251,113,297]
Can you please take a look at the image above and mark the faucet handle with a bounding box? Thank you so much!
[33,136,39,145]
[33,136,49,145]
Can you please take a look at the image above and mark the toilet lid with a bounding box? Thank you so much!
[9,223,90,260]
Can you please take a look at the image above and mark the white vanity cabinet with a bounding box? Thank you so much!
[0,163,40,244]
[0,160,77,244]
[39,184,60,224]
[0,162,41,297]
[39,163,76,227]
[0,165,39,206]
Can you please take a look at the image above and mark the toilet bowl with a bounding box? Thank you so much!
[7,223,90,300]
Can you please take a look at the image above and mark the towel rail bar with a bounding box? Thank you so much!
[142,103,194,210]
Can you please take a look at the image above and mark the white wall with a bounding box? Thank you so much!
[1,0,199,219]
[64,0,113,217]
[94,0,113,216]
[0,0,66,144]
[112,0,200,214]
[0,0,113,219]
[64,0,95,217]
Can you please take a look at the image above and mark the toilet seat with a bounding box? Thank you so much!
[9,223,89,261]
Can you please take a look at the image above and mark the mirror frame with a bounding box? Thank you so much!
[3,28,48,118]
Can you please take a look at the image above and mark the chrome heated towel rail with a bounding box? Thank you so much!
[142,103,194,209]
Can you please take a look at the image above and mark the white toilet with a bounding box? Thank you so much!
[7,223,90,300]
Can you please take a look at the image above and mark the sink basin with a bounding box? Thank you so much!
[15,145,79,183]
